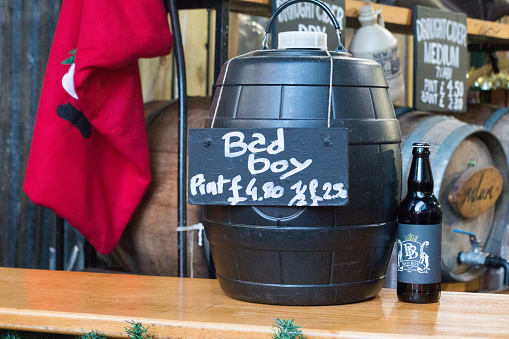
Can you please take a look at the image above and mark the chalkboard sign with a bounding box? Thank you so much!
[188,128,349,207]
[413,6,467,113]
[271,0,346,50]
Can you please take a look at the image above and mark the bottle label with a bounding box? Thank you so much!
[372,45,402,81]
[397,223,441,284]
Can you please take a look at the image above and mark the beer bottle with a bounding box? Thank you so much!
[397,142,442,303]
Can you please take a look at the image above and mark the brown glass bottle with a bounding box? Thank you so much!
[397,143,442,303]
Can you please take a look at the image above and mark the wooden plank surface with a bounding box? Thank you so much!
[231,0,509,44]
[1,268,509,338]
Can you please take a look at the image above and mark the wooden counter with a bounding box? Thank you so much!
[1,268,509,338]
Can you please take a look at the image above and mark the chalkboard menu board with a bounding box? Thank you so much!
[188,128,349,207]
[271,0,346,50]
[413,6,467,113]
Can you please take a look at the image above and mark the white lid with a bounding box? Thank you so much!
[278,31,327,50]
[359,5,375,17]
[358,5,381,26]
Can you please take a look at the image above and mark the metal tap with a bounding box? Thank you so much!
[454,229,509,285]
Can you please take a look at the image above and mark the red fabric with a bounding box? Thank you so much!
[24,0,173,254]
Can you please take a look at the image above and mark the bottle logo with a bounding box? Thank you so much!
[397,233,430,273]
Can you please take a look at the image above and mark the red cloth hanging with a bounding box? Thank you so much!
[24,0,173,254]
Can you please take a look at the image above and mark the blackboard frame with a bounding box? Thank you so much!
[412,5,468,113]
[188,127,349,207]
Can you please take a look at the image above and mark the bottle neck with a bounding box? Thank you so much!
[407,153,434,193]
[359,14,377,26]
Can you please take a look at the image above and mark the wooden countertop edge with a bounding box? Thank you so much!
[0,266,508,339]
[0,307,275,338]
[0,306,458,339]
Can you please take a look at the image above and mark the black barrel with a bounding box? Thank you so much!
[202,0,402,305]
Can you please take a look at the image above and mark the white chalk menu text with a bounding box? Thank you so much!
[188,128,349,207]
[414,7,467,112]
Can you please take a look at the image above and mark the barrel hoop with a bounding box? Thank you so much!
[484,107,509,130]
[401,115,450,176]
[203,220,397,252]
[217,274,383,288]
[216,275,384,305]
[217,118,401,144]
[431,124,487,198]
[394,106,413,117]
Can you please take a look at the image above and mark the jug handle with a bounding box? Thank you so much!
[262,0,346,52]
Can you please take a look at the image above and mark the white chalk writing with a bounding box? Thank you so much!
[190,128,348,206]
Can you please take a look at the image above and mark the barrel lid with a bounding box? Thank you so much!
[216,50,388,88]
[278,31,327,50]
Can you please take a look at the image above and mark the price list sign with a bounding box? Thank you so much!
[271,0,346,50]
[413,6,467,112]
[188,128,349,207]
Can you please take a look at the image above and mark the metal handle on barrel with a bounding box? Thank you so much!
[262,0,346,52]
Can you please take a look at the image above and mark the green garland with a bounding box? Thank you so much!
[272,318,307,339]
[124,321,150,339]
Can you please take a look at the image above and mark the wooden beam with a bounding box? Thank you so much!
[231,0,509,46]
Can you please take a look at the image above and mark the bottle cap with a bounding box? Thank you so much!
[412,142,431,155]
[357,5,383,27]
[412,142,430,148]
[359,5,375,17]
[278,31,327,50]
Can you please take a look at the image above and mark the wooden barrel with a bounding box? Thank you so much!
[442,104,509,166]
[442,104,509,290]
[393,109,509,283]
[109,97,212,277]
